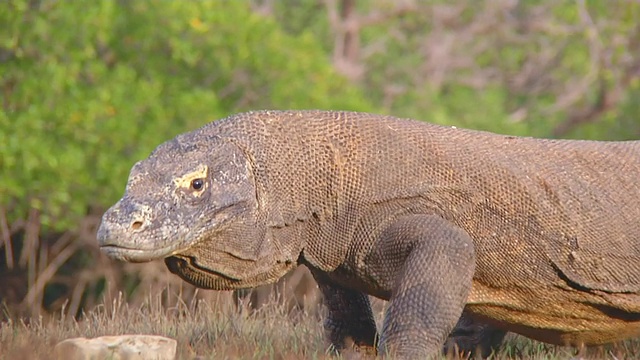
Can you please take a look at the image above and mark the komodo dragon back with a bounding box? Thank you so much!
[98,110,640,358]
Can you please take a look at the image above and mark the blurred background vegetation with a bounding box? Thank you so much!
[1,0,639,318]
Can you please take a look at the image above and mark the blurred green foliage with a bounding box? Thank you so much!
[0,0,373,230]
[1,0,640,315]
[269,0,640,138]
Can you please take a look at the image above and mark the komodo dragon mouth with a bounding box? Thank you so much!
[98,243,181,263]
[97,200,248,263]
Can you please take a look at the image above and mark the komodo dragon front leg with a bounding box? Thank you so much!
[312,273,379,355]
[310,214,477,358]
[312,278,503,358]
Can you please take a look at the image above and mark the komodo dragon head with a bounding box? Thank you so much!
[97,130,297,289]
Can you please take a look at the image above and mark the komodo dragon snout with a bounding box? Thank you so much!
[97,134,291,286]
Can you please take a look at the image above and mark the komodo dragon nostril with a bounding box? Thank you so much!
[131,221,144,230]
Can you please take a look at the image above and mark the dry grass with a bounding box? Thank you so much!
[1,290,638,360]
[0,291,328,360]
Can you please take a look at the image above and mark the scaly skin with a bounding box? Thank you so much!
[97,110,640,358]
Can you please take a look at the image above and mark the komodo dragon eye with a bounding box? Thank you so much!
[190,178,205,191]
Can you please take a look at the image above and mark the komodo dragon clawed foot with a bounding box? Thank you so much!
[320,312,503,359]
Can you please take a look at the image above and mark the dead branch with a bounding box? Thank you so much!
[0,206,14,269]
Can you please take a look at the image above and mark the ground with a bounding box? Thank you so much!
[0,289,636,360]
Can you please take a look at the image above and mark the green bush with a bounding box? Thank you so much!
[0,0,374,231]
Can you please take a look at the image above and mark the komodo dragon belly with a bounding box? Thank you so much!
[467,280,640,346]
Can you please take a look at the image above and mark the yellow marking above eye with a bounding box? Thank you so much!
[173,165,209,192]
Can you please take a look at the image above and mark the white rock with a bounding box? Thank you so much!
[53,334,177,360]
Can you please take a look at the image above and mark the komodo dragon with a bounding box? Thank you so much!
[97,110,640,358]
